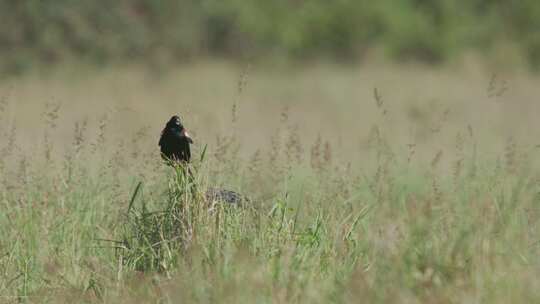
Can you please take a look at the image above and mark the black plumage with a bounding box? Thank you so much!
[158,115,249,206]
[159,115,193,163]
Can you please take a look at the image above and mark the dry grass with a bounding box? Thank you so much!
[0,61,539,303]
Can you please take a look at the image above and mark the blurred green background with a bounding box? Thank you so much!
[2,0,540,74]
[2,3,540,303]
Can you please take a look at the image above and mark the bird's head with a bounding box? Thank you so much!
[166,115,193,144]
[167,115,184,129]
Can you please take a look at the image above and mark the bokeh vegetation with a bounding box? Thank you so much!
[2,1,540,301]
[2,0,540,73]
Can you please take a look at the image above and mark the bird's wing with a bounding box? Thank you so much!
[158,129,166,146]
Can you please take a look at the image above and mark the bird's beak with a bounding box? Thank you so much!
[182,129,194,143]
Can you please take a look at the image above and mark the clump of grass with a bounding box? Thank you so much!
[118,164,202,274]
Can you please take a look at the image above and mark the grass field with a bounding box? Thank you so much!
[0,61,539,303]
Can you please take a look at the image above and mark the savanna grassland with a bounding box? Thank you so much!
[0,61,539,303]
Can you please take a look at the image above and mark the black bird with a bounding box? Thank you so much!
[158,115,249,205]
[159,115,193,163]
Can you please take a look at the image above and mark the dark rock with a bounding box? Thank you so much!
[205,187,249,205]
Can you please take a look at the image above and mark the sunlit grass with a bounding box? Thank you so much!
[0,63,539,303]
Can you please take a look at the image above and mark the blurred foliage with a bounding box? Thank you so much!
[1,0,540,73]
